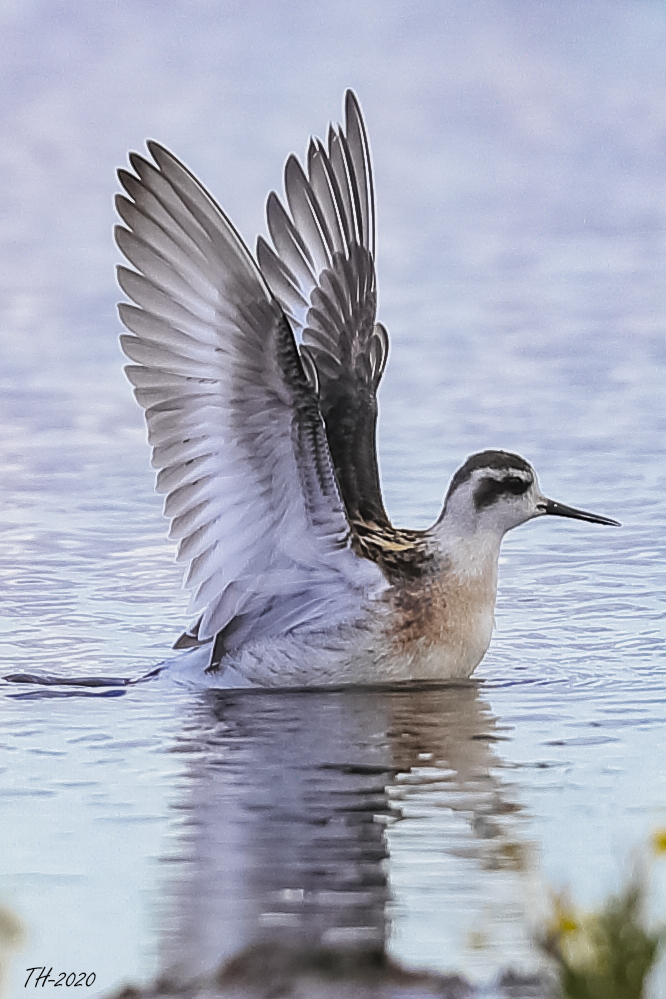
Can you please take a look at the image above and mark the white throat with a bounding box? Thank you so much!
[432,511,503,582]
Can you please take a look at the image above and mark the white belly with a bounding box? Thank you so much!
[171,570,497,688]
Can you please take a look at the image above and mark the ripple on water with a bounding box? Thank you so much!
[2,3,666,995]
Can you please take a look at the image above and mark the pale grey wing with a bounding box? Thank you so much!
[115,141,382,667]
[256,91,391,529]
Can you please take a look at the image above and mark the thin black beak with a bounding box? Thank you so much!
[539,498,620,527]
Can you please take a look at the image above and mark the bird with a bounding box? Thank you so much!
[114,90,619,687]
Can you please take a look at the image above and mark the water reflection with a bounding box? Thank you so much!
[159,682,536,985]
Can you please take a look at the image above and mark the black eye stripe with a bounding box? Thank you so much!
[474,475,531,510]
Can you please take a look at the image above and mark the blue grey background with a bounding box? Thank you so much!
[1,2,665,996]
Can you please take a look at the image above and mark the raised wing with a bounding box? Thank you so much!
[257,91,391,531]
[115,141,382,668]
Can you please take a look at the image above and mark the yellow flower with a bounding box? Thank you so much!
[651,828,666,855]
[551,894,580,935]
[557,912,580,934]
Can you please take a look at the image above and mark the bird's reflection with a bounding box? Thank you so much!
[159,682,534,986]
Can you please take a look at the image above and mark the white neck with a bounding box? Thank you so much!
[431,512,503,582]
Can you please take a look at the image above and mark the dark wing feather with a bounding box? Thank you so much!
[257,91,390,529]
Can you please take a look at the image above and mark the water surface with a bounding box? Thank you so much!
[1,1,665,996]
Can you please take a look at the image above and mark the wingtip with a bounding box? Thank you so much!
[344,89,361,111]
[146,138,167,162]
[113,223,130,252]
[173,630,204,650]
[344,90,365,130]
[266,189,281,214]
[128,149,151,177]
[284,151,305,184]
[147,139,182,175]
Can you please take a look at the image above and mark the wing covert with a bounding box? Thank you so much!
[115,140,382,663]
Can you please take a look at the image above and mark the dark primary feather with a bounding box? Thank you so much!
[258,90,390,531]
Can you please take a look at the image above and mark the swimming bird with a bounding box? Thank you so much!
[114,91,619,686]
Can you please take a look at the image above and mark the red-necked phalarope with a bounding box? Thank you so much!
[115,91,619,686]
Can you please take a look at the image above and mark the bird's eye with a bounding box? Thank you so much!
[504,476,531,495]
[474,474,531,510]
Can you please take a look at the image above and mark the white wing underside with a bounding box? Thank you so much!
[115,139,383,658]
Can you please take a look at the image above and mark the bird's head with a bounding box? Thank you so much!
[440,449,619,537]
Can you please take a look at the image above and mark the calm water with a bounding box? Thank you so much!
[1,1,665,996]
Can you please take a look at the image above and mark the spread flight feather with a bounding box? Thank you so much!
[115,112,386,665]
